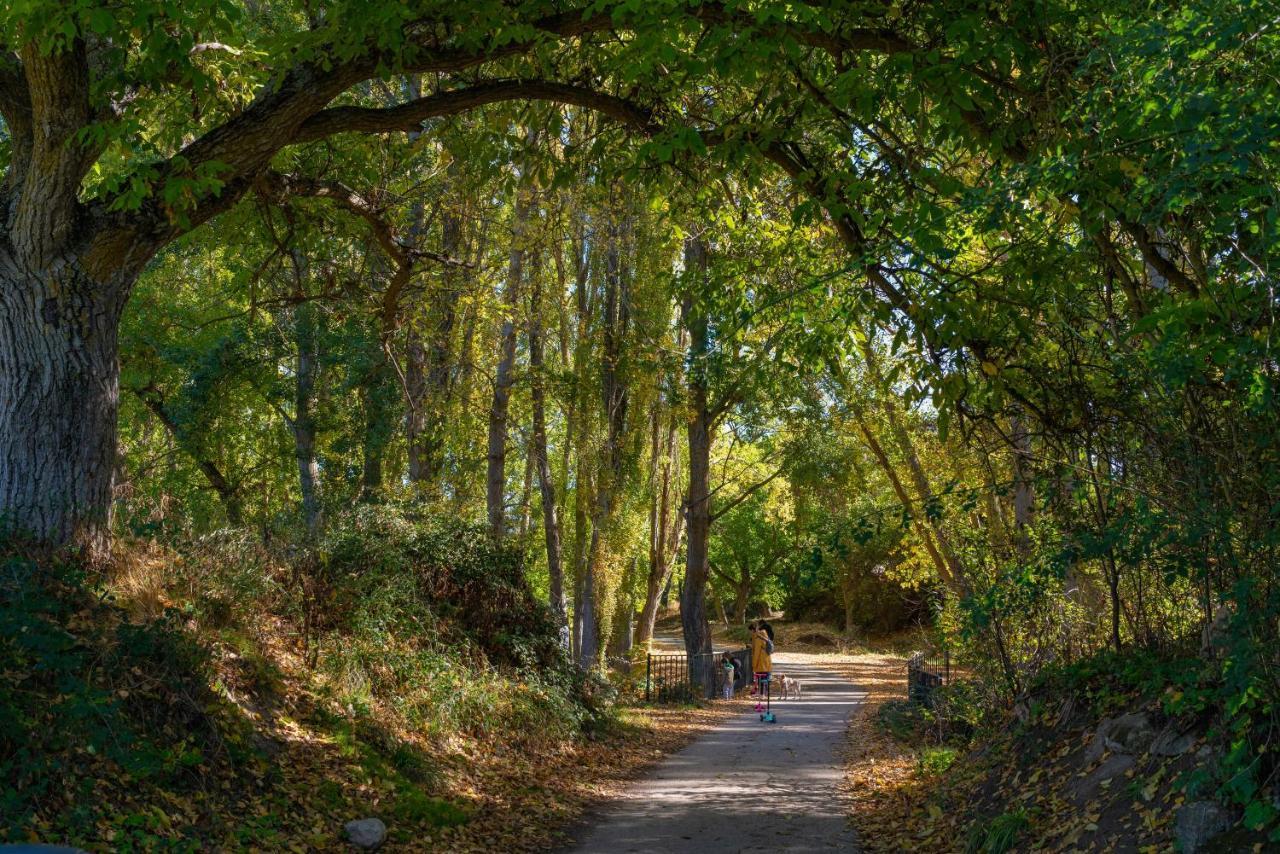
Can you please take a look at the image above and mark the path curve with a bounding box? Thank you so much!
[566,655,866,853]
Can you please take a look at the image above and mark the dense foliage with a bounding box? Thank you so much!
[1,0,1278,844]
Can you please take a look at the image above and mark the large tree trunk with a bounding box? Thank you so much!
[680,236,714,661]
[0,258,131,559]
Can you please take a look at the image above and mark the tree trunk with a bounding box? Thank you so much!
[358,355,395,502]
[635,408,681,648]
[292,300,323,537]
[680,236,714,660]
[857,340,968,593]
[529,260,568,648]
[733,578,752,626]
[406,206,463,491]
[487,187,529,539]
[132,385,244,525]
[579,214,631,670]
[0,259,132,559]
[515,436,535,552]
[1009,410,1035,555]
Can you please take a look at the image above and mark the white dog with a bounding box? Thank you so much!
[775,673,803,700]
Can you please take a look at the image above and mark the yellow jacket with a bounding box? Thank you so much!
[750,630,772,673]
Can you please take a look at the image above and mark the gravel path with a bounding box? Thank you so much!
[566,655,865,853]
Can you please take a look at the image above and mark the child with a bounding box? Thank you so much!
[721,653,736,700]
[750,622,773,710]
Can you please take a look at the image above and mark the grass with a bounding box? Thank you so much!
[916,746,959,776]
[965,808,1030,854]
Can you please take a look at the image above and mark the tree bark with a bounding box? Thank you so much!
[680,236,714,660]
[579,214,631,670]
[358,357,396,502]
[1009,410,1035,555]
[487,184,530,539]
[529,260,568,648]
[407,203,463,491]
[635,332,685,648]
[0,256,132,558]
[291,299,323,537]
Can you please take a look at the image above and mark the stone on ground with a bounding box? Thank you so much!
[345,817,387,850]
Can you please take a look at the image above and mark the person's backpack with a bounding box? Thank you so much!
[765,636,774,655]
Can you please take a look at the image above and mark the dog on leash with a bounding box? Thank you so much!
[775,673,803,700]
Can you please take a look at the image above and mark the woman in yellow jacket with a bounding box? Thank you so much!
[749,621,773,703]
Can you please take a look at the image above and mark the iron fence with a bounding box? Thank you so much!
[907,648,951,707]
[645,647,750,702]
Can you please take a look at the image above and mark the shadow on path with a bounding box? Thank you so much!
[565,658,866,853]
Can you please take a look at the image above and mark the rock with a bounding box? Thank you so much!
[1151,726,1197,757]
[1173,800,1232,853]
[1200,605,1233,656]
[1103,712,1156,755]
[1068,753,1134,806]
[1084,716,1115,764]
[344,818,387,850]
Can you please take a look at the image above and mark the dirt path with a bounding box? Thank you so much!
[564,654,866,853]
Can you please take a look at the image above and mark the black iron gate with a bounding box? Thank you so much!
[645,647,750,702]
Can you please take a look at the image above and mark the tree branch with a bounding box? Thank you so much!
[12,38,94,266]
[293,79,659,143]
[709,466,785,523]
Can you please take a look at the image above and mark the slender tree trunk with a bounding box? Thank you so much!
[515,434,535,552]
[487,187,530,539]
[680,236,714,660]
[1009,410,1035,554]
[358,356,396,502]
[407,207,463,490]
[132,385,244,525]
[529,261,568,647]
[292,300,323,537]
[857,340,968,592]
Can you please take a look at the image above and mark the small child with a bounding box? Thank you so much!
[721,653,736,700]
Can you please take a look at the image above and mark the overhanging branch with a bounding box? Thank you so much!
[293,79,660,143]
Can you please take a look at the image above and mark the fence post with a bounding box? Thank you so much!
[944,648,950,684]
[646,653,651,703]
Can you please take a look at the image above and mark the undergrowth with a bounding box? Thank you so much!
[0,508,613,848]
